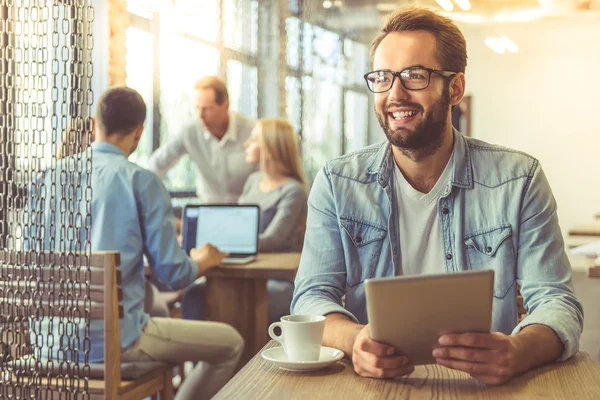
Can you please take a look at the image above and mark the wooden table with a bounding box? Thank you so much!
[216,342,600,399]
[205,253,300,367]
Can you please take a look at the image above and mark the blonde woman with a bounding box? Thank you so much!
[182,118,308,324]
[239,118,308,252]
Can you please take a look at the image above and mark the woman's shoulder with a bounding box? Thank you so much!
[281,178,308,197]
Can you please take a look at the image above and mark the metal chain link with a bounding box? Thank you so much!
[0,0,93,398]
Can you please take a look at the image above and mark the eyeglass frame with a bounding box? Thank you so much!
[363,66,458,93]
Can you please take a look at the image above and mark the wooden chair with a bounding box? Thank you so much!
[0,250,173,400]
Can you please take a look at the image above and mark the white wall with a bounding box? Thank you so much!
[459,17,600,236]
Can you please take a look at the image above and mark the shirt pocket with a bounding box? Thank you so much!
[464,224,516,299]
[340,217,387,287]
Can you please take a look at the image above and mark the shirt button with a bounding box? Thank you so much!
[486,246,492,253]
[446,253,452,260]
[355,236,362,244]
[442,208,449,215]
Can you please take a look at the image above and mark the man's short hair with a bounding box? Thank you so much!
[194,76,229,105]
[96,86,146,137]
[371,7,467,74]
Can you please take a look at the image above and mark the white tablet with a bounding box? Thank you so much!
[365,269,494,365]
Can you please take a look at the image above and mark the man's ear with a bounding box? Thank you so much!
[449,72,466,106]
[134,125,144,143]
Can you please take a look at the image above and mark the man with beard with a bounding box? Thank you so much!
[291,8,582,385]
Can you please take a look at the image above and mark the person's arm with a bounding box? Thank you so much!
[325,313,414,378]
[137,172,222,289]
[322,313,364,355]
[291,167,412,378]
[513,162,583,358]
[257,184,307,252]
[146,130,187,179]
[291,167,354,320]
[434,162,583,385]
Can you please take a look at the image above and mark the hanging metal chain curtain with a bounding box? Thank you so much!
[0,0,94,398]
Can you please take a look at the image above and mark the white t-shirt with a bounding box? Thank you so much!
[393,151,454,276]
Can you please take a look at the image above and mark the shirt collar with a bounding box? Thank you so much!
[202,110,238,144]
[369,129,473,189]
[91,141,128,157]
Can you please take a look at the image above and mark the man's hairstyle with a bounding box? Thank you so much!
[371,7,467,73]
[96,86,146,137]
[194,76,229,105]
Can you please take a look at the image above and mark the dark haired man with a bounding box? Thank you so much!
[31,86,244,400]
[292,8,583,385]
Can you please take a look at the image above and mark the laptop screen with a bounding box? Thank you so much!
[182,205,260,255]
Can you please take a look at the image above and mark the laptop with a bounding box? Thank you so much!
[182,204,260,264]
[365,269,494,365]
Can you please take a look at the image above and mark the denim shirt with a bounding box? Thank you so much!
[292,131,583,360]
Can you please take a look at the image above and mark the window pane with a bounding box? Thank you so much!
[175,0,219,42]
[344,39,369,87]
[302,22,313,73]
[160,36,219,191]
[285,76,301,132]
[223,0,258,55]
[126,0,158,18]
[227,60,258,118]
[126,27,154,168]
[286,17,300,70]
[344,91,368,153]
[302,76,342,181]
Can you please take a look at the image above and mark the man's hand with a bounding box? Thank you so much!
[352,325,414,379]
[190,243,228,276]
[433,332,524,385]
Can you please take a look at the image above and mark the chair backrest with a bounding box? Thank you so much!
[0,250,122,398]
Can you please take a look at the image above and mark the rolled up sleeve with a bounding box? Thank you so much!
[513,162,583,361]
[291,166,357,322]
[147,132,187,179]
[138,172,198,290]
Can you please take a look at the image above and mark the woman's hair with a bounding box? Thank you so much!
[256,118,307,187]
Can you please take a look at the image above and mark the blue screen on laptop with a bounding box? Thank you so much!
[183,205,259,255]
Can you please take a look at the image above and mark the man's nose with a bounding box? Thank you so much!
[387,75,411,103]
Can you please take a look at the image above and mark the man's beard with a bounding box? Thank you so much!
[377,84,451,159]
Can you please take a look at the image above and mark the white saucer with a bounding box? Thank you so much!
[261,346,344,372]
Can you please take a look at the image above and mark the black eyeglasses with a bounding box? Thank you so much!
[364,67,457,93]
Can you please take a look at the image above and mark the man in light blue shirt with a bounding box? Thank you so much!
[31,87,244,400]
[292,8,583,385]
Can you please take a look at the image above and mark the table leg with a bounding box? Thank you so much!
[205,276,269,368]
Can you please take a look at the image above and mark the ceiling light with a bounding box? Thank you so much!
[322,0,332,8]
[499,36,519,53]
[485,37,505,54]
[454,0,472,11]
[435,0,454,12]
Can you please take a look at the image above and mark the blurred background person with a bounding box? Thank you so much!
[181,118,307,324]
[147,76,257,204]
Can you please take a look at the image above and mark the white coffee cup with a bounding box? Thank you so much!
[268,315,326,362]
